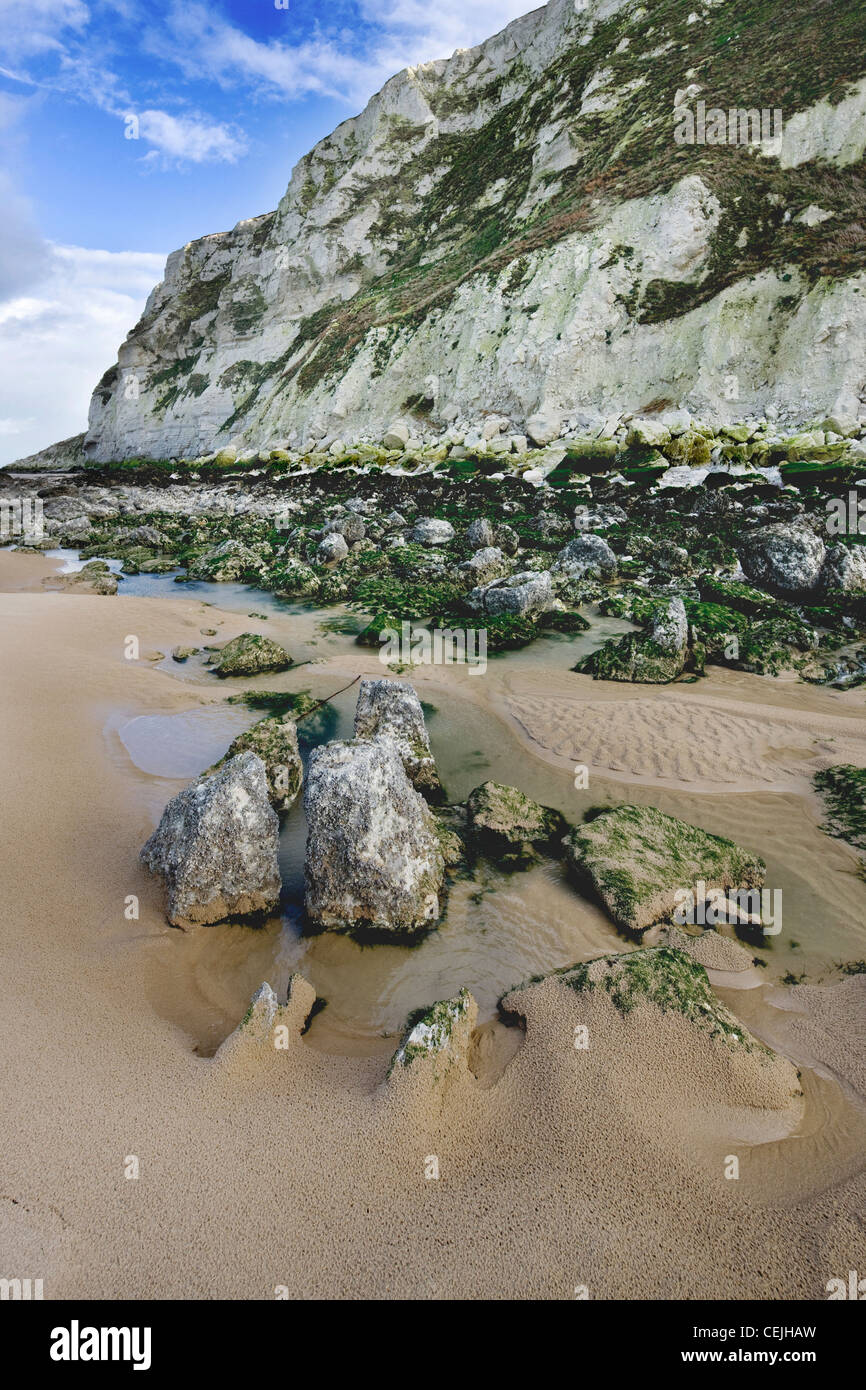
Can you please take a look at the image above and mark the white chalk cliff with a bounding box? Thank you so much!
[78,0,866,461]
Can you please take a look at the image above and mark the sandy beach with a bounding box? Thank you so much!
[1,551,864,1300]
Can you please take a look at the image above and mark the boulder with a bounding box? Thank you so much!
[221,715,303,812]
[738,523,826,594]
[383,422,410,450]
[554,534,618,579]
[467,517,495,550]
[304,738,445,937]
[323,514,366,543]
[651,596,688,654]
[387,989,476,1084]
[42,560,118,596]
[626,418,671,448]
[458,546,510,587]
[563,804,765,937]
[467,781,566,866]
[573,503,626,532]
[470,570,553,617]
[140,751,281,928]
[578,597,688,683]
[353,679,443,800]
[317,531,349,564]
[188,539,265,582]
[411,517,455,546]
[822,544,866,594]
[213,633,292,677]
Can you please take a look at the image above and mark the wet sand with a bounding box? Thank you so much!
[1,551,865,1299]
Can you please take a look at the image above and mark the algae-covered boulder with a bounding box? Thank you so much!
[577,597,688,683]
[821,544,866,594]
[467,781,566,867]
[304,737,445,938]
[188,539,266,582]
[388,989,476,1082]
[738,523,826,595]
[469,570,553,617]
[412,517,455,546]
[813,765,866,851]
[467,517,495,550]
[457,546,511,588]
[353,678,443,800]
[554,534,618,580]
[270,556,320,598]
[43,560,118,596]
[563,804,765,937]
[140,751,281,928]
[220,714,303,812]
[213,632,292,677]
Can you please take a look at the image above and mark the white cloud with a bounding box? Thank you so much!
[0,0,90,60]
[134,108,247,165]
[0,243,165,466]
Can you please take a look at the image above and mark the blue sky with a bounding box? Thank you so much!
[0,0,533,462]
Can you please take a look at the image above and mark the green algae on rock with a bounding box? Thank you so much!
[563,805,766,937]
[813,765,866,851]
[388,988,474,1079]
[467,781,567,867]
[501,947,773,1056]
[213,633,292,678]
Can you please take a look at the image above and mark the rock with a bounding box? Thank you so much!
[573,503,626,532]
[171,645,200,662]
[411,517,455,546]
[213,633,292,677]
[663,430,712,465]
[525,412,563,447]
[554,534,618,579]
[221,715,303,812]
[822,544,866,594]
[42,561,118,596]
[216,975,317,1070]
[353,679,443,800]
[467,517,495,550]
[323,514,366,543]
[738,523,826,594]
[384,509,408,530]
[271,557,319,597]
[214,447,238,465]
[651,596,688,654]
[627,418,671,448]
[458,546,511,587]
[563,804,765,937]
[188,539,266,582]
[500,948,792,1077]
[317,531,349,563]
[470,570,553,617]
[126,524,165,547]
[578,596,688,683]
[383,423,410,450]
[467,781,566,866]
[388,989,476,1084]
[140,751,281,928]
[304,738,445,937]
[495,523,520,556]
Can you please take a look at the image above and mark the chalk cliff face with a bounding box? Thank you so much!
[81,0,866,461]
